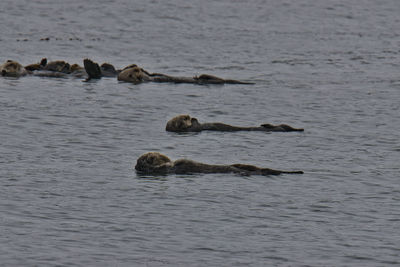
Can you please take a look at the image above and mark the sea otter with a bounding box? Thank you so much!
[25,58,47,71]
[1,59,87,78]
[135,152,303,176]
[35,59,86,78]
[0,60,28,77]
[118,65,254,84]
[165,115,304,132]
[83,58,254,84]
[83,58,120,81]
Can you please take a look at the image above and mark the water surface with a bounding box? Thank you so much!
[1,0,400,266]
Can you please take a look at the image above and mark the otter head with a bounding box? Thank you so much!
[117,66,148,83]
[24,58,47,72]
[135,152,173,174]
[44,61,71,73]
[100,63,118,76]
[70,64,83,73]
[165,115,202,132]
[0,60,26,77]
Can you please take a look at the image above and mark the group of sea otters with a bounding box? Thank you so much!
[1,58,304,176]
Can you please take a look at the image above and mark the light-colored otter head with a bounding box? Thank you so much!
[117,66,148,83]
[135,152,173,173]
[165,115,201,132]
[0,60,27,77]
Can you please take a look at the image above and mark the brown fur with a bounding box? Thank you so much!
[25,58,47,71]
[117,66,150,83]
[81,58,253,84]
[100,63,118,77]
[0,60,28,77]
[70,63,83,72]
[135,152,303,176]
[135,152,173,173]
[166,114,304,132]
[165,115,198,132]
[44,60,71,73]
[69,63,86,78]
[29,60,85,78]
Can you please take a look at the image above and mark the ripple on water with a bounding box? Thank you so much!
[1,0,400,266]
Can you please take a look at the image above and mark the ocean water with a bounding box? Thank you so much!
[1,0,399,266]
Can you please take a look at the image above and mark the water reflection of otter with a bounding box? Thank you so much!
[135,152,303,176]
[166,115,304,133]
[84,58,254,84]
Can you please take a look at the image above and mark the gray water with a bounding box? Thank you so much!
[1,0,400,266]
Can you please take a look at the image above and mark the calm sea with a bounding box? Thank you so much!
[1,0,399,266]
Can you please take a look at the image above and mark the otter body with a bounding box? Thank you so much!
[36,60,86,78]
[83,59,120,81]
[25,58,47,71]
[0,60,28,77]
[135,152,303,176]
[83,59,253,84]
[166,115,304,133]
[118,65,253,84]
[2,58,254,84]
[1,59,87,78]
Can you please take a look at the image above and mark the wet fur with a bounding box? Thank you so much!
[0,60,28,77]
[3,58,254,84]
[83,59,253,84]
[2,59,86,78]
[166,115,304,132]
[117,66,150,83]
[135,152,303,176]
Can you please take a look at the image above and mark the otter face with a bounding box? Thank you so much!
[117,66,147,83]
[135,152,172,173]
[0,60,27,77]
[166,115,198,132]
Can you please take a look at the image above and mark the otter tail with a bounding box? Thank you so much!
[279,124,304,132]
[261,168,304,175]
[224,79,255,85]
[260,123,304,132]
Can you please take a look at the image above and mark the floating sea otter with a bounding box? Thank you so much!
[83,59,118,80]
[166,115,304,132]
[28,58,87,78]
[135,152,303,176]
[1,58,86,78]
[0,60,29,77]
[83,59,254,84]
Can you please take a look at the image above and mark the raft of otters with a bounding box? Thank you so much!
[0,58,254,84]
[166,115,304,132]
[135,152,303,176]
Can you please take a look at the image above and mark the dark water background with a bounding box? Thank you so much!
[1,0,400,266]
